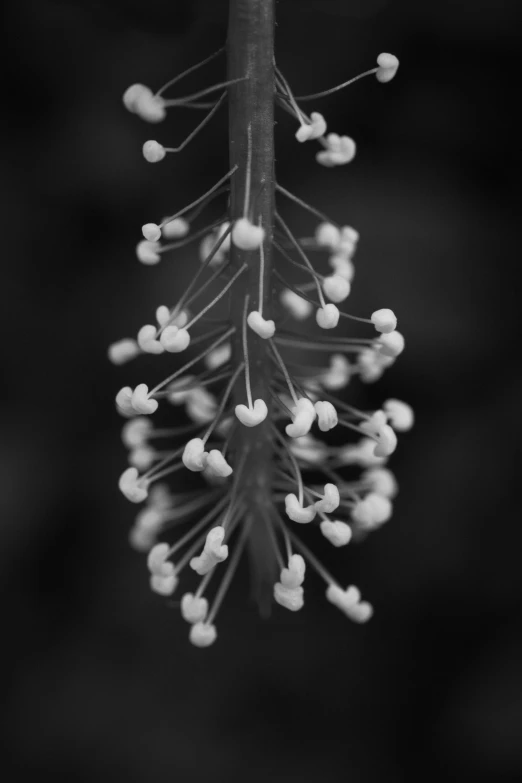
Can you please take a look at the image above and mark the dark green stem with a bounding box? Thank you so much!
[227,0,277,612]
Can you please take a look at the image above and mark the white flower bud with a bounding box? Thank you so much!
[280,289,313,320]
[373,423,397,457]
[160,326,191,353]
[247,310,276,339]
[295,112,327,142]
[123,84,149,113]
[376,53,399,84]
[118,467,149,503]
[182,438,208,472]
[150,573,178,596]
[315,222,341,249]
[274,583,304,611]
[371,308,397,334]
[316,303,340,329]
[189,622,217,647]
[137,324,164,355]
[131,383,158,415]
[181,593,209,624]
[314,401,338,432]
[142,223,162,242]
[280,554,306,588]
[314,483,340,514]
[286,398,316,438]
[108,338,140,365]
[206,450,233,478]
[384,399,414,431]
[147,542,174,577]
[115,386,135,418]
[136,240,161,265]
[231,218,265,250]
[320,520,352,547]
[162,217,190,238]
[190,526,228,575]
[134,90,166,123]
[361,468,398,498]
[122,417,153,448]
[235,399,268,427]
[322,274,351,303]
[205,342,231,370]
[378,330,405,358]
[284,493,316,523]
[142,140,166,163]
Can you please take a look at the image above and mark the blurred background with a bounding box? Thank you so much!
[2,0,520,781]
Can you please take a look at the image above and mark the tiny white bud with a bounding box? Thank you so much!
[361,467,398,498]
[137,324,164,355]
[134,90,166,123]
[129,445,155,471]
[280,554,306,588]
[314,401,338,432]
[321,354,351,391]
[286,398,316,438]
[376,53,399,84]
[360,410,388,437]
[181,593,209,624]
[315,222,341,249]
[377,331,405,358]
[295,111,327,142]
[142,223,161,242]
[162,217,190,238]
[274,583,304,611]
[373,423,397,458]
[155,306,170,326]
[231,218,265,250]
[136,240,161,265]
[182,438,208,472]
[206,450,233,478]
[147,542,174,577]
[150,573,178,596]
[383,399,414,431]
[316,303,340,329]
[108,338,140,365]
[160,326,190,353]
[204,342,231,370]
[284,493,316,524]
[280,289,313,320]
[142,140,166,163]
[314,483,340,514]
[235,398,268,427]
[247,310,276,339]
[190,526,228,575]
[189,621,217,647]
[371,308,397,334]
[118,467,149,503]
[329,255,355,281]
[322,275,351,303]
[115,386,135,418]
[122,417,152,448]
[320,520,352,547]
[123,84,149,113]
[131,383,158,415]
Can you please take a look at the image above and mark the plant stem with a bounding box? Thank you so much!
[227,0,277,611]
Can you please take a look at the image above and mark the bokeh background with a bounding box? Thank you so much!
[2,0,520,781]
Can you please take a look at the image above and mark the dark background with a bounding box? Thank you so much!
[2,0,520,781]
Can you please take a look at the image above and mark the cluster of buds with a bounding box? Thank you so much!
[110,23,408,647]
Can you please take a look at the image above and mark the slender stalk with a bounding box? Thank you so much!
[227,0,277,610]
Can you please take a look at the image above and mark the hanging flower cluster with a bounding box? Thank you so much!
[111,45,410,647]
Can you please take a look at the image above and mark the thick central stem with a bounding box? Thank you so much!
[227,0,277,610]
